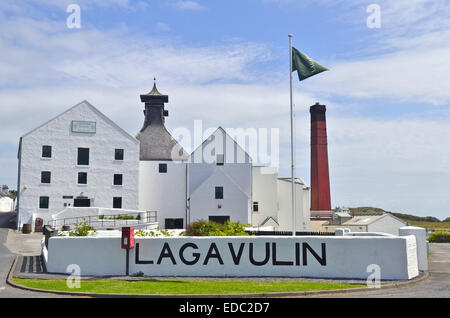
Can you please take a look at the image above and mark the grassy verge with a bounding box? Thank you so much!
[13,278,365,295]
[406,221,450,230]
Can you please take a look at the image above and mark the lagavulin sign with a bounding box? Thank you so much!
[47,235,419,279]
[127,236,415,279]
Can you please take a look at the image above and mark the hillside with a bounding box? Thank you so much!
[349,207,444,225]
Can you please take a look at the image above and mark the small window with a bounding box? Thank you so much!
[253,201,259,212]
[42,145,52,158]
[209,216,230,225]
[215,186,224,199]
[159,163,167,173]
[39,196,49,209]
[216,154,224,166]
[165,218,184,229]
[113,197,122,209]
[113,174,123,186]
[78,172,87,185]
[77,148,89,165]
[41,171,51,184]
[115,149,124,161]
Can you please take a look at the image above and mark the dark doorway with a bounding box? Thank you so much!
[74,198,90,207]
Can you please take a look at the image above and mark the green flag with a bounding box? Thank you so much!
[292,47,329,81]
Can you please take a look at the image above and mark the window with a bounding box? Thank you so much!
[41,171,51,184]
[215,186,224,199]
[165,218,184,229]
[159,163,167,173]
[216,154,224,166]
[113,197,122,209]
[78,172,87,185]
[77,148,89,165]
[42,145,52,158]
[253,201,259,212]
[39,196,49,209]
[115,149,124,161]
[113,174,123,186]
[209,216,230,225]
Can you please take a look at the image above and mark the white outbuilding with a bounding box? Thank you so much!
[16,101,140,230]
[0,192,15,212]
[251,166,310,232]
[321,213,408,236]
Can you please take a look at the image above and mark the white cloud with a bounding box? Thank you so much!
[306,46,450,105]
[0,13,271,88]
[171,1,206,11]
[326,115,450,219]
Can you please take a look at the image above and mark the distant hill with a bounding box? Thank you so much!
[348,207,443,223]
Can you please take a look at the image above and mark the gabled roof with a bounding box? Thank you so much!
[19,100,139,145]
[342,213,407,226]
[0,192,15,199]
[190,127,252,163]
[260,216,279,227]
[334,212,352,218]
[278,177,309,189]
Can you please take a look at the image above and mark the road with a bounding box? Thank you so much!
[319,243,450,298]
[0,212,68,298]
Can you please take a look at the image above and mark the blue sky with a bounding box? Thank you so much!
[1,0,450,219]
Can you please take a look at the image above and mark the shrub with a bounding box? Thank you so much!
[427,230,450,242]
[135,229,148,237]
[132,271,144,277]
[69,218,97,236]
[184,220,249,236]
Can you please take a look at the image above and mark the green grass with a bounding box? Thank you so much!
[13,278,365,295]
[407,221,450,230]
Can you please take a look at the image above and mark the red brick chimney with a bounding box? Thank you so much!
[310,102,332,220]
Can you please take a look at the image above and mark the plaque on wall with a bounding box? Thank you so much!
[71,121,96,133]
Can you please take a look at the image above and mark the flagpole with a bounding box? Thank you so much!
[289,34,296,237]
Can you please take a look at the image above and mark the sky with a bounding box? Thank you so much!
[1,0,450,219]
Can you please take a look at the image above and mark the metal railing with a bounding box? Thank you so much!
[245,230,335,236]
[47,211,157,230]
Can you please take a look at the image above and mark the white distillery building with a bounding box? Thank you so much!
[15,83,310,231]
[188,127,252,225]
[16,101,140,230]
[252,166,310,231]
[137,83,310,230]
[136,84,189,229]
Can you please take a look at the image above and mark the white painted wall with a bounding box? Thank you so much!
[277,179,310,232]
[45,235,419,280]
[399,226,428,271]
[189,169,250,224]
[252,167,278,227]
[139,161,187,228]
[17,101,140,230]
[368,214,407,235]
[0,197,14,212]
[188,127,252,225]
